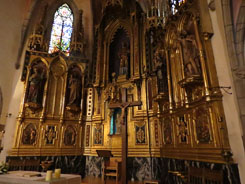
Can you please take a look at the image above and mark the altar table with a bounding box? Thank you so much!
[0,171,81,184]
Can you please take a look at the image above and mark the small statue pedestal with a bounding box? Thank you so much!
[66,104,80,113]
[178,75,202,88]
[117,74,127,82]
[154,92,169,113]
[25,102,42,110]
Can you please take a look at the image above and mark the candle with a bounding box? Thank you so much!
[54,168,61,179]
[45,170,52,181]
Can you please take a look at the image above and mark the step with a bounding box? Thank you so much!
[105,172,117,177]
[106,166,117,170]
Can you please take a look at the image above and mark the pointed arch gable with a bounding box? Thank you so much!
[105,19,133,43]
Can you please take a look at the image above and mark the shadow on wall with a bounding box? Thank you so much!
[0,87,2,119]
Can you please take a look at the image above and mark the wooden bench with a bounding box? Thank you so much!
[8,159,40,171]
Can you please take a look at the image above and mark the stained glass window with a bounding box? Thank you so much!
[170,0,186,14]
[49,4,73,53]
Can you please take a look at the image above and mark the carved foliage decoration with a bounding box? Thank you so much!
[45,125,57,145]
[66,65,82,112]
[86,125,90,147]
[22,123,37,145]
[25,60,47,110]
[93,124,103,145]
[163,118,172,145]
[194,107,212,144]
[154,120,159,146]
[135,122,147,145]
[64,125,76,146]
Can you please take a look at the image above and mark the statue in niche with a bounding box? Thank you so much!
[66,66,82,111]
[109,108,122,135]
[22,123,37,145]
[153,44,168,93]
[26,63,46,108]
[180,21,201,77]
[118,41,129,76]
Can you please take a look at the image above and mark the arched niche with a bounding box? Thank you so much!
[108,27,130,82]
[46,57,67,117]
[65,64,83,112]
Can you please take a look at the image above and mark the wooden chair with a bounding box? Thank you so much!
[8,159,25,171]
[188,167,223,184]
[24,159,40,171]
[188,167,203,184]
[102,157,122,182]
[203,168,223,184]
[144,180,159,184]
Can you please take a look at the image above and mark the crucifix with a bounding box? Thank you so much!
[108,88,142,184]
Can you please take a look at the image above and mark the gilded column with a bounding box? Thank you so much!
[193,16,210,99]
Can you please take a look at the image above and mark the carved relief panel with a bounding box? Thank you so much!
[63,125,77,146]
[93,124,103,145]
[193,107,212,144]
[44,125,57,145]
[21,123,38,146]
[176,115,189,144]
[162,117,173,145]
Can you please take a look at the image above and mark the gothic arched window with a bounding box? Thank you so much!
[169,0,186,14]
[49,4,73,53]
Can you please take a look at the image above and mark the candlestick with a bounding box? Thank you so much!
[54,168,61,179]
[45,170,52,181]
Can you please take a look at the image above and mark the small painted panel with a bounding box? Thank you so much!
[22,123,37,145]
[135,122,147,145]
[93,124,103,145]
[64,125,76,146]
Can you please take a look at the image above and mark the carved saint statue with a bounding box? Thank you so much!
[118,42,129,75]
[181,32,201,77]
[27,67,45,105]
[67,73,82,106]
[105,73,120,103]
[153,46,168,93]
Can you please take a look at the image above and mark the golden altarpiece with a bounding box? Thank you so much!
[9,0,238,182]
[11,5,88,156]
[83,0,231,163]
